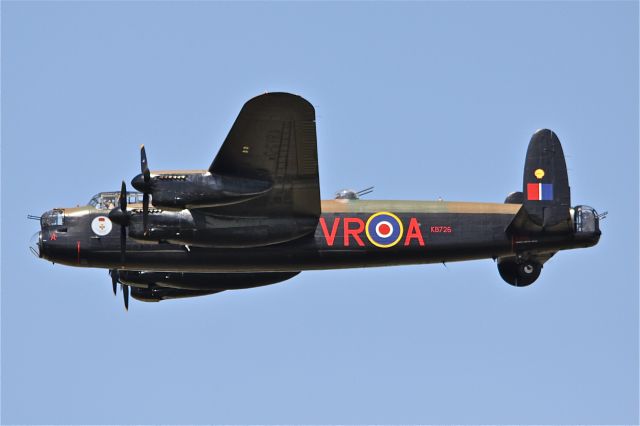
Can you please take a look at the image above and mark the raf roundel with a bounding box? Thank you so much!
[91,216,113,236]
[365,212,404,248]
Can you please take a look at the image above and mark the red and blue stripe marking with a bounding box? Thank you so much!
[527,183,553,201]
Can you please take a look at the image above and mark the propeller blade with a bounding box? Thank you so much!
[120,224,126,264]
[119,181,127,212]
[118,180,128,264]
[141,145,149,176]
[132,145,151,194]
[110,269,118,295]
[122,284,129,311]
[142,192,149,235]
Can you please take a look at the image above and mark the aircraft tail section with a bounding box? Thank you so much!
[507,129,573,233]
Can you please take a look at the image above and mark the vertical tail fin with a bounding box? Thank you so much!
[521,129,572,232]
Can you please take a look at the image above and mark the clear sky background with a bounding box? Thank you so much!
[2,2,638,424]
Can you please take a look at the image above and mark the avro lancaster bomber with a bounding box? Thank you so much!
[30,93,602,309]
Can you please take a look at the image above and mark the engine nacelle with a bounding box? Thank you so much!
[130,286,222,302]
[131,172,271,210]
[497,257,542,287]
[128,209,316,248]
[118,270,300,291]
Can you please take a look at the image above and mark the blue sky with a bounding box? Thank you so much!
[2,2,638,424]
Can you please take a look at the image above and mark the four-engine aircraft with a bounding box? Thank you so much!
[30,93,602,309]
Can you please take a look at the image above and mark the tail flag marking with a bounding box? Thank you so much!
[526,183,553,201]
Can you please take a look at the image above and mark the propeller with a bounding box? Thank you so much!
[108,181,131,265]
[108,269,129,310]
[118,181,127,264]
[121,283,129,310]
[109,269,118,295]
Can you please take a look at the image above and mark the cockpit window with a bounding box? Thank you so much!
[128,193,143,204]
[88,192,144,210]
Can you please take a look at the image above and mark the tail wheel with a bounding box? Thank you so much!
[497,259,542,287]
[516,261,542,286]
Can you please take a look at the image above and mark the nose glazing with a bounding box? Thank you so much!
[29,231,42,258]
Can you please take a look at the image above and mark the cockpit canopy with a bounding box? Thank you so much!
[88,191,145,210]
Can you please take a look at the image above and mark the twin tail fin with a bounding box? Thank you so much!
[507,129,573,234]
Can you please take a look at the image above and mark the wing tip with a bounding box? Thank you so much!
[244,92,314,113]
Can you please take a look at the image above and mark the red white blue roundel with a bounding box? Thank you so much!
[365,212,404,248]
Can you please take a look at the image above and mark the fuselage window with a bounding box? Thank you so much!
[127,193,143,204]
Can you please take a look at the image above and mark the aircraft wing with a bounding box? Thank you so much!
[203,92,320,220]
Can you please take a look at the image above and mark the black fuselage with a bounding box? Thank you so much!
[35,200,600,273]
